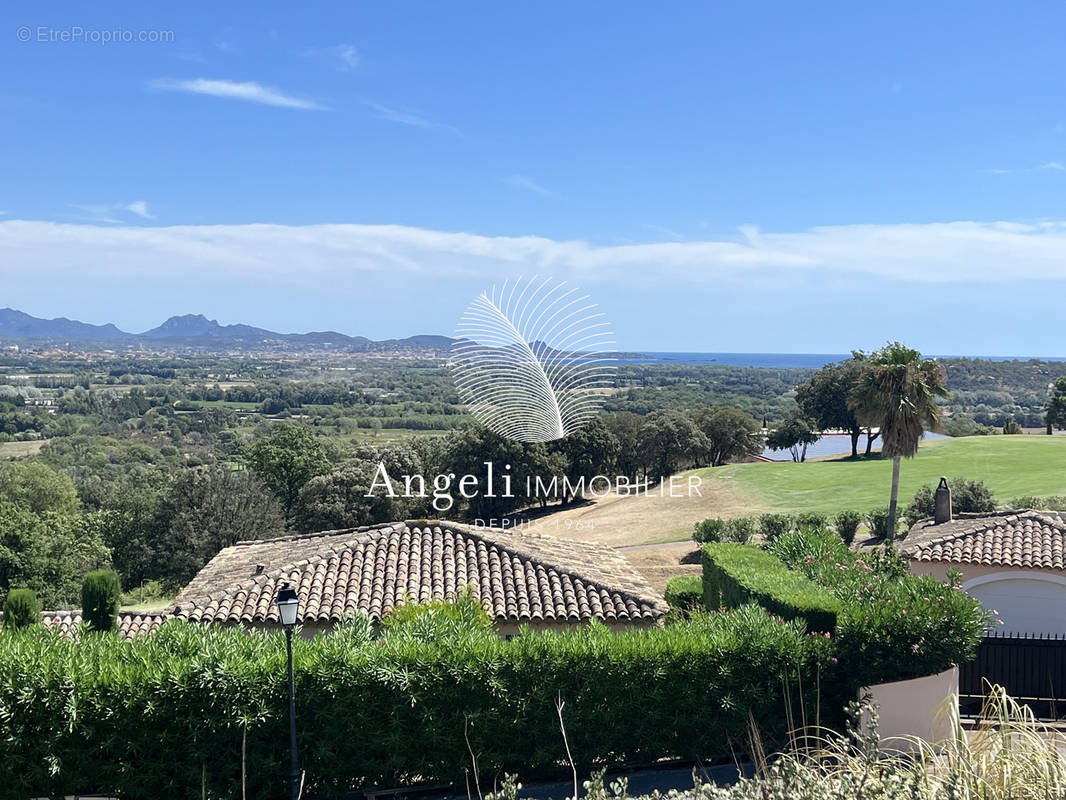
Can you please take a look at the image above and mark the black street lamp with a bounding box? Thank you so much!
[276,581,301,800]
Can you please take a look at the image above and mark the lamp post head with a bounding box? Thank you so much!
[276,582,299,627]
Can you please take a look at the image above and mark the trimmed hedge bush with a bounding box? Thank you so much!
[702,543,840,632]
[664,576,703,614]
[1,588,40,630]
[81,569,121,632]
[0,609,823,799]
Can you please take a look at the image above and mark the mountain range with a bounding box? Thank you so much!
[0,309,455,351]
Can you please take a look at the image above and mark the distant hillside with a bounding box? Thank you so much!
[140,313,276,340]
[0,308,131,340]
[0,308,455,352]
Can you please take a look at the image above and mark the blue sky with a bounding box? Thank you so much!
[2,2,1065,355]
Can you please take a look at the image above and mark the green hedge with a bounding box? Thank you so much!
[664,576,703,614]
[0,610,825,800]
[702,543,840,633]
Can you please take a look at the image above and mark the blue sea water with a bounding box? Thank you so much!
[619,352,1066,369]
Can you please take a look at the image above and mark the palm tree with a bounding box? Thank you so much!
[848,342,948,540]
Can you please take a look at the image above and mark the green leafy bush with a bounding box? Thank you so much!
[1,588,40,630]
[665,576,703,615]
[905,477,997,526]
[723,517,756,543]
[864,507,897,540]
[1010,495,1066,511]
[795,512,827,531]
[702,543,839,632]
[758,514,793,542]
[81,569,121,633]
[0,610,823,799]
[693,517,726,543]
[833,510,862,545]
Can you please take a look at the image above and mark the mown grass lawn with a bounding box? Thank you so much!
[701,435,1066,516]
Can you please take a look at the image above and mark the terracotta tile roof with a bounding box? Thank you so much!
[903,511,1066,570]
[41,610,168,640]
[172,521,668,626]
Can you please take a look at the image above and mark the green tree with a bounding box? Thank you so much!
[163,468,286,583]
[297,443,426,532]
[1046,377,1066,434]
[0,501,109,609]
[81,569,121,633]
[0,461,80,516]
[246,424,332,521]
[440,426,566,518]
[552,417,620,503]
[765,411,820,462]
[601,412,644,478]
[795,354,879,457]
[687,405,763,467]
[94,488,171,589]
[638,410,708,478]
[849,342,949,539]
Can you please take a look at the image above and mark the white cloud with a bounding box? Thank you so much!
[308,44,360,71]
[363,101,457,133]
[149,78,324,110]
[504,175,556,197]
[69,202,155,224]
[987,161,1066,175]
[2,218,1066,287]
[126,201,154,219]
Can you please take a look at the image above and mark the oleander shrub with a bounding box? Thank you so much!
[0,608,825,800]
[1010,495,1066,511]
[664,576,703,615]
[81,569,121,632]
[379,588,494,643]
[758,514,793,542]
[693,517,726,543]
[833,510,862,545]
[770,528,987,686]
[1,588,40,630]
[702,543,840,632]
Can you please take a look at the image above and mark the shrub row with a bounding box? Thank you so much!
[702,543,840,632]
[693,511,865,546]
[0,609,825,800]
[1011,495,1066,511]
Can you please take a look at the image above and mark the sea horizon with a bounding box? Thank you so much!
[619,352,1066,369]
